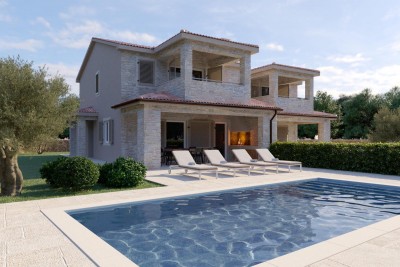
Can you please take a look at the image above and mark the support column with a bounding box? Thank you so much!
[120,110,136,159]
[76,118,87,156]
[180,42,193,84]
[137,107,161,169]
[258,116,269,148]
[318,120,331,142]
[240,54,251,98]
[305,78,314,103]
[269,71,279,104]
[287,123,298,142]
[69,124,77,156]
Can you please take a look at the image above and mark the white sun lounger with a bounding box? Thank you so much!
[169,150,218,179]
[256,148,302,172]
[232,149,278,174]
[204,150,251,177]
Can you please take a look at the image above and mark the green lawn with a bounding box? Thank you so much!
[0,179,160,203]
[18,153,66,179]
[0,153,161,203]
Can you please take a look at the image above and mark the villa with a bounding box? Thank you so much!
[69,30,336,168]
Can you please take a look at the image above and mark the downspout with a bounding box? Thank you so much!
[269,110,278,146]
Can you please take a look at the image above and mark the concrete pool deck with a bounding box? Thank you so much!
[1,167,400,267]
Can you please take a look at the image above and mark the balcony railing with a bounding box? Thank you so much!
[192,77,241,85]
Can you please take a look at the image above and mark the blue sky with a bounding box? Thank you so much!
[1,0,400,97]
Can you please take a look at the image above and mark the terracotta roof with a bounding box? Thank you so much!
[112,92,282,111]
[93,37,154,50]
[252,63,320,74]
[95,30,258,51]
[278,110,337,119]
[178,30,259,48]
[78,106,97,113]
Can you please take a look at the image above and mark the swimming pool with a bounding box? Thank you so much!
[70,178,400,266]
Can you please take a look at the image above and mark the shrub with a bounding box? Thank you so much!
[98,162,113,184]
[100,157,147,188]
[270,142,400,175]
[40,157,99,191]
[40,156,68,187]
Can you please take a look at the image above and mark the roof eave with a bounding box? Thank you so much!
[112,98,282,111]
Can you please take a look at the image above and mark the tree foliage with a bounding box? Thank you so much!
[369,107,400,142]
[340,89,383,139]
[382,86,400,110]
[0,56,78,196]
[298,91,341,138]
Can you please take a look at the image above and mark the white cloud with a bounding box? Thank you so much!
[32,16,51,29]
[59,6,96,20]
[265,43,284,52]
[391,41,400,52]
[111,31,158,44]
[48,19,158,49]
[0,38,43,52]
[316,65,400,98]
[48,20,104,49]
[43,63,80,96]
[327,53,370,64]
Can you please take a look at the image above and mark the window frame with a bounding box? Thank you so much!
[95,71,100,94]
[101,118,113,145]
[138,59,155,86]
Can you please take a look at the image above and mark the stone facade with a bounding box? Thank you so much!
[75,31,334,169]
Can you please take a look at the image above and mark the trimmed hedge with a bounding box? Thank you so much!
[40,157,68,186]
[269,142,400,175]
[40,156,99,191]
[99,157,147,188]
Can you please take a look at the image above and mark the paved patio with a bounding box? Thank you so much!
[1,167,400,267]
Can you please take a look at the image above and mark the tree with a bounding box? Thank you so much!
[0,56,78,196]
[382,86,400,110]
[341,89,383,139]
[369,107,400,142]
[298,91,341,138]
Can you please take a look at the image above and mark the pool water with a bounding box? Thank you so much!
[70,179,400,266]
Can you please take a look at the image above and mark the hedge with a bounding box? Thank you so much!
[269,142,400,176]
[99,157,146,188]
[40,156,99,191]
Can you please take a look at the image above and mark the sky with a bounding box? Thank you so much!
[1,0,400,98]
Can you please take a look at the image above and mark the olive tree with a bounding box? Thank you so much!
[369,107,400,142]
[0,56,78,196]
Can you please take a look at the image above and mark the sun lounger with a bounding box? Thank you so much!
[204,150,251,176]
[256,148,302,172]
[169,150,218,179]
[232,149,278,174]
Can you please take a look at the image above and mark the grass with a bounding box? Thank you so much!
[18,153,66,179]
[0,152,162,203]
[0,179,160,203]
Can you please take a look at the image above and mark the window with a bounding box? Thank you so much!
[95,72,99,94]
[99,119,113,145]
[169,67,203,80]
[169,67,181,80]
[138,60,154,85]
[261,87,269,96]
[192,70,203,80]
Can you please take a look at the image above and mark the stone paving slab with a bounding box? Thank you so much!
[0,167,399,267]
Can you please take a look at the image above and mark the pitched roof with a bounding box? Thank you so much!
[278,110,337,119]
[78,106,97,113]
[77,30,259,82]
[111,92,282,111]
[252,63,320,76]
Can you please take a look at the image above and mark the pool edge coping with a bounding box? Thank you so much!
[42,174,400,267]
